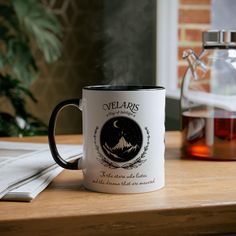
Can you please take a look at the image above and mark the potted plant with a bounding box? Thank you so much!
[0,0,62,136]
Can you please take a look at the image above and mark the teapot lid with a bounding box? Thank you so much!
[203,30,236,48]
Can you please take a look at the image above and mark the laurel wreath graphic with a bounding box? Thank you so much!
[94,126,150,169]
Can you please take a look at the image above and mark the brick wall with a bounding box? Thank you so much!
[178,0,212,87]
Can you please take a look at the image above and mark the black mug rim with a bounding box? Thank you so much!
[83,85,165,91]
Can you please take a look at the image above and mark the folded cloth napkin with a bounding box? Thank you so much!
[0,141,82,202]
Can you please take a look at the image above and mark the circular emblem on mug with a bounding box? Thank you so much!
[100,117,143,162]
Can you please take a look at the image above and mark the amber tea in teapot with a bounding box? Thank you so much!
[182,110,236,160]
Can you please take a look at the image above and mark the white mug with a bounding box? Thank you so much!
[48,85,165,193]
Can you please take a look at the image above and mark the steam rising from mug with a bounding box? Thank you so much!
[100,0,155,85]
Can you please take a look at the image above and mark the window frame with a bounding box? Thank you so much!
[156,0,180,99]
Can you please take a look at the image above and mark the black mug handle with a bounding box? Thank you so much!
[48,99,82,170]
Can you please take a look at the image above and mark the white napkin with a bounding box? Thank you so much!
[0,141,82,202]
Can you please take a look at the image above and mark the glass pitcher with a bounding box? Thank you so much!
[181,30,236,160]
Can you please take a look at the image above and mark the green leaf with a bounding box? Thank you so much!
[12,0,62,63]
[0,74,36,104]
[18,85,37,102]
[0,0,61,136]
[0,112,47,137]
[5,37,38,85]
[0,52,6,69]
[0,3,18,31]
[0,112,20,136]
[0,25,8,40]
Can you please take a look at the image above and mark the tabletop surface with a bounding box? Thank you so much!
[1,132,236,236]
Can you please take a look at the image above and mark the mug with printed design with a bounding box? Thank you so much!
[48,85,165,193]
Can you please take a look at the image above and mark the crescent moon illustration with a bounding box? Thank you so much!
[113,120,119,128]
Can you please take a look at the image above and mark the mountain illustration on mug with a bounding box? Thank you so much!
[100,117,143,162]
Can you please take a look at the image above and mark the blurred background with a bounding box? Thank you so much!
[0,0,216,136]
[30,0,157,135]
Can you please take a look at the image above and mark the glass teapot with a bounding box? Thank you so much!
[181,30,236,160]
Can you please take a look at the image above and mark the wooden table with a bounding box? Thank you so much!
[1,132,236,236]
